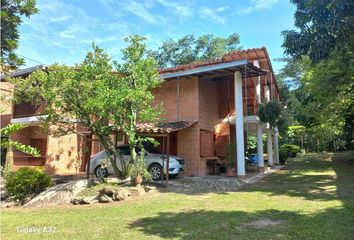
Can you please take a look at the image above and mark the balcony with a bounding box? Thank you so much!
[13,102,45,118]
[227,97,259,116]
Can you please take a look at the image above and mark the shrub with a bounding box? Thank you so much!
[279,148,288,164]
[281,144,301,157]
[5,167,53,203]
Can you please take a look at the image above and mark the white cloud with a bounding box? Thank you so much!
[199,7,226,24]
[117,1,167,25]
[216,6,229,12]
[157,0,192,17]
[18,0,133,66]
[237,0,279,14]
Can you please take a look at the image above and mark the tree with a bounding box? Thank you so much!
[281,0,354,151]
[1,0,39,70]
[282,0,354,62]
[148,33,241,68]
[10,35,162,179]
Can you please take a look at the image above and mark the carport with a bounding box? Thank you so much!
[136,120,197,185]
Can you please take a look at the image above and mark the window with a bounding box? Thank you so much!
[117,146,130,155]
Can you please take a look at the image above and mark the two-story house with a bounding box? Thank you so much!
[0,47,281,177]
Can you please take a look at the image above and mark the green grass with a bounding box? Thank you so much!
[1,151,354,240]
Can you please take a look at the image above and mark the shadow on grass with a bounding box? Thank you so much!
[129,151,354,239]
[241,151,354,202]
[129,207,354,240]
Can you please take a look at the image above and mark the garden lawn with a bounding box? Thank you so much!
[1,152,354,240]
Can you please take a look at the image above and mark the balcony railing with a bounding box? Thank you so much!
[228,97,259,116]
[13,102,45,118]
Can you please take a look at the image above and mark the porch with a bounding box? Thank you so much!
[160,56,281,178]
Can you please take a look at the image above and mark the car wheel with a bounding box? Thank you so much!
[148,163,163,181]
[95,165,108,178]
[169,174,177,179]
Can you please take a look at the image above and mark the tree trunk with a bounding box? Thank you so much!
[96,134,127,179]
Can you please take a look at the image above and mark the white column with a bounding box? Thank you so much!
[274,128,279,164]
[257,124,264,167]
[234,71,245,176]
[253,60,264,168]
[253,60,262,103]
[267,129,273,166]
[265,85,273,166]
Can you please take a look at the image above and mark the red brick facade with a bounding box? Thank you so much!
[2,47,280,176]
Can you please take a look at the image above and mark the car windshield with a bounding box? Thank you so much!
[142,142,161,154]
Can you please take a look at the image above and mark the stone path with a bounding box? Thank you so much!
[167,165,284,194]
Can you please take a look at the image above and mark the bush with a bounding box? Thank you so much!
[279,148,288,165]
[281,144,301,157]
[5,167,53,203]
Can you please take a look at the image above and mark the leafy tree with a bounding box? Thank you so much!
[10,35,162,179]
[282,0,354,62]
[287,125,306,150]
[1,0,38,70]
[149,33,241,68]
[281,0,354,151]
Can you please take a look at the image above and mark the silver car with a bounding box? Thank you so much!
[89,144,185,180]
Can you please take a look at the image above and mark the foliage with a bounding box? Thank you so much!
[0,123,40,157]
[148,33,241,68]
[281,144,301,157]
[246,134,257,154]
[258,100,282,127]
[225,143,236,167]
[127,149,152,181]
[279,148,288,165]
[5,167,52,203]
[282,0,354,62]
[10,35,162,179]
[0,0,38,70]
[281,0,354,151]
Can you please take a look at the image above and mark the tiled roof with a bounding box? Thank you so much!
[136,120,197,134]
[159,47,271,74]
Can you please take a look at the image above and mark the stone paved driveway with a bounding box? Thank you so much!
[166,166,283,194]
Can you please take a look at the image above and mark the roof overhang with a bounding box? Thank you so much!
[159,59,266,80]
[136,120,197,134]
[0,65,47,81]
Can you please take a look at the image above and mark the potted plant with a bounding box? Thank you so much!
[225,143,236,177]
[128,149,152,186]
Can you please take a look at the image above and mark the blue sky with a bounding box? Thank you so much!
[17,0,296,72]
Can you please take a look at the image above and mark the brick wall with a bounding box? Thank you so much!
[0,81,13,128]
[199,78,219,131]
[9,125,85,175]
[177,124,201,176]
[153,77,199,122]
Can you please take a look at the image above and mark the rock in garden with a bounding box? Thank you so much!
[144,186,156,193]
[82,196,98,204]
[98,194,112,203]
[71,198,84,205]
[113,188,129,201]
[130,186,145,197]
[0,191,8,201]
[98,187,116,198]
